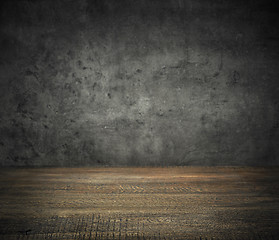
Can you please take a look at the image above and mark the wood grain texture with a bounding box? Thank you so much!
[0,167,278,239]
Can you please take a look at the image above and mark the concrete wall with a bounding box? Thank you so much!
[1,0,279,166]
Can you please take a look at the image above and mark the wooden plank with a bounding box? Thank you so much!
[0,167,278,239]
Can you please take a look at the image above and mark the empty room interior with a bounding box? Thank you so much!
[0,0,279,239]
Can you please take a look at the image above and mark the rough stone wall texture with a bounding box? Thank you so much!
[0,0,279,166]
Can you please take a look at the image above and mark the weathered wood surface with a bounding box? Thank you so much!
[0,167,278,239]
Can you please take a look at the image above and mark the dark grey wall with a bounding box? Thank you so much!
[1,0,279,166]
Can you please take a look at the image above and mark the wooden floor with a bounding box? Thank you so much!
[0,167,278,240]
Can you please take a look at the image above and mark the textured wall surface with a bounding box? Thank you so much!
[0,0,279,166]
